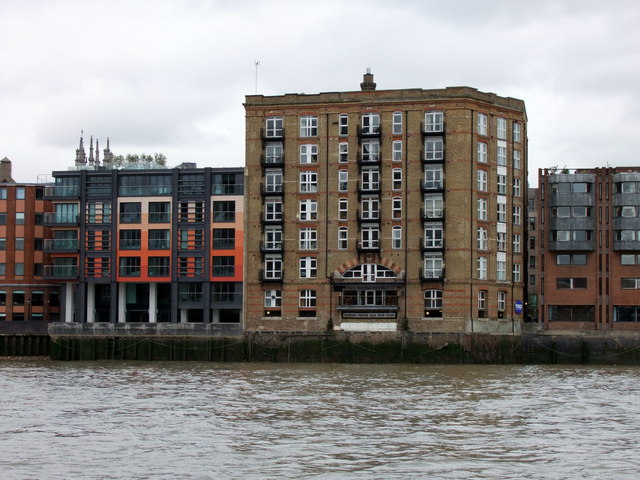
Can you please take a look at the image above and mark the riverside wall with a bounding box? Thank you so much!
[3,323,640,364]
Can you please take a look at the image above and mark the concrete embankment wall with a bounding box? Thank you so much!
[4,323,640,364]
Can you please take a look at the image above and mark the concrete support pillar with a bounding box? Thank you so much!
[86,283,95,323]
[118,283,126,323]
[149,283,157,323]
[64,283,74,323]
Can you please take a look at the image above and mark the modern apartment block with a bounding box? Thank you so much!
[244,72,527,333]
[0,158,61,322]
[535,167,640,330]
[44,143,244,324]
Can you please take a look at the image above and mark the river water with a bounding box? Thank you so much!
[0,360,639,479]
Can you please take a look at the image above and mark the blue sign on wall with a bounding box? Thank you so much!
[515,300,523,314]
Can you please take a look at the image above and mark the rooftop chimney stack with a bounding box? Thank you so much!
[360,68,376,91]
[0,157,15,183]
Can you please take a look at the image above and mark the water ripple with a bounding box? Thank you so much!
[1,360,640,479]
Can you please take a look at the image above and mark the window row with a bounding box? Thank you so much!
[115,229,236,250]
[264,112,445,139]
[0,290,56,306]
[117,256,238,277]
[477,229,522,253]
[477,114,522,142]
[477,257,520,282]
[477,290,508,318]
[477,199,521,224]
[477,170,522,195]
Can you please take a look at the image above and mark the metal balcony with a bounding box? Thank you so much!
[43,239,79,252]
[420,267,445,283]
[260,154,285,169]
[259,269,284,283]
[44,213,79,226]
[356,240,381,254]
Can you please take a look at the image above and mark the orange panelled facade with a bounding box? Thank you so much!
[45,166,244,324]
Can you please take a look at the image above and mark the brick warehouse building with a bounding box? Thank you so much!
[44,139,244,324]
[0,158,61,323]
[535,167,640,330]
[243,72,528,333]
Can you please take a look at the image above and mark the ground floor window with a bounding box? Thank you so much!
[614,306,640,322]
[548,305,595,322]
[424,290,443,318]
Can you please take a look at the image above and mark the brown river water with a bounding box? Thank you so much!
[0,360,639,479]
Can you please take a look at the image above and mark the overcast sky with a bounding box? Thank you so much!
[1,0,639,185]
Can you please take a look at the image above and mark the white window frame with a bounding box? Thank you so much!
[392,226,402,249]
[477,256,487,279]
[424,165,443,190]
[361,196,380,220]
[497,144,507,166]
[478,113,488,136]
[300,144,318,164]
[392,168,402,191]
[497,260,507,281]
[497,202,506,223]
[265,117,283,138]
[265,169,283,193]
[513,178,521,197]
[339,142,348,163]
[338,198,348,220]
[513,206,521,225]
[264,254,282,279]
[299,227,317,250]
[392,140,402,162]
[299,289,316,308]
[497,117,507,140]
[299,199,318,221]
[338,227,348,249]
[425,111,444,133]
[423,253,443,279]
[264,289,281,307]
[513,234,521,253]
[477,227,488,250]
[497,232,506,251]
[478,290,487,310]
[513,150,521,169]
[497,174,507,194]
[361,167,380,191]
[300,116,318,137]
[264,198,283,221]
[424,290,443,310]
[424,223,443,248]
[513,263,521,282]
[478,198,488,221]
[513,122,521,142]
[392,112,402,134]
[299,171,318,193]
[361,113,380,135]
[392,197,402,219]
[339,114,348,136]
[498,291,506,312]
[338,170,348,192]
[477,142,488,163]
[477,170,488,192]
[361,140,380,162]
[424,194,443,219]
[360,226,380,249]
[264,226,282,250]
[424,137,444,161]
[299,256,317,278]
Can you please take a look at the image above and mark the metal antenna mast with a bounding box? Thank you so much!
[254,61,260,94]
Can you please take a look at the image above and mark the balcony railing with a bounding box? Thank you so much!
[44,213,79,225]
[261,213,284,225]
[357,240,381,253]
[421,239,444,251]
[421,208,444,221]
[119,266,141,277]
[44,239,79,251]
[118,186,172,196]
[421,121,445,135]
[261,127,285,141]
[358,183,381,194]
[420,268,445,282]
[357,209,380,222]
[421,180,444,192]
[44,265,79,279]
[261,154,285,168]
[261,183,285,195]
[358,152,381,164]
[212,184,244,195]
[421,150,445,163]
[260,241,284,253]
[259,269,284,282]
[357,125,382,138]
[44,186,80,198]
